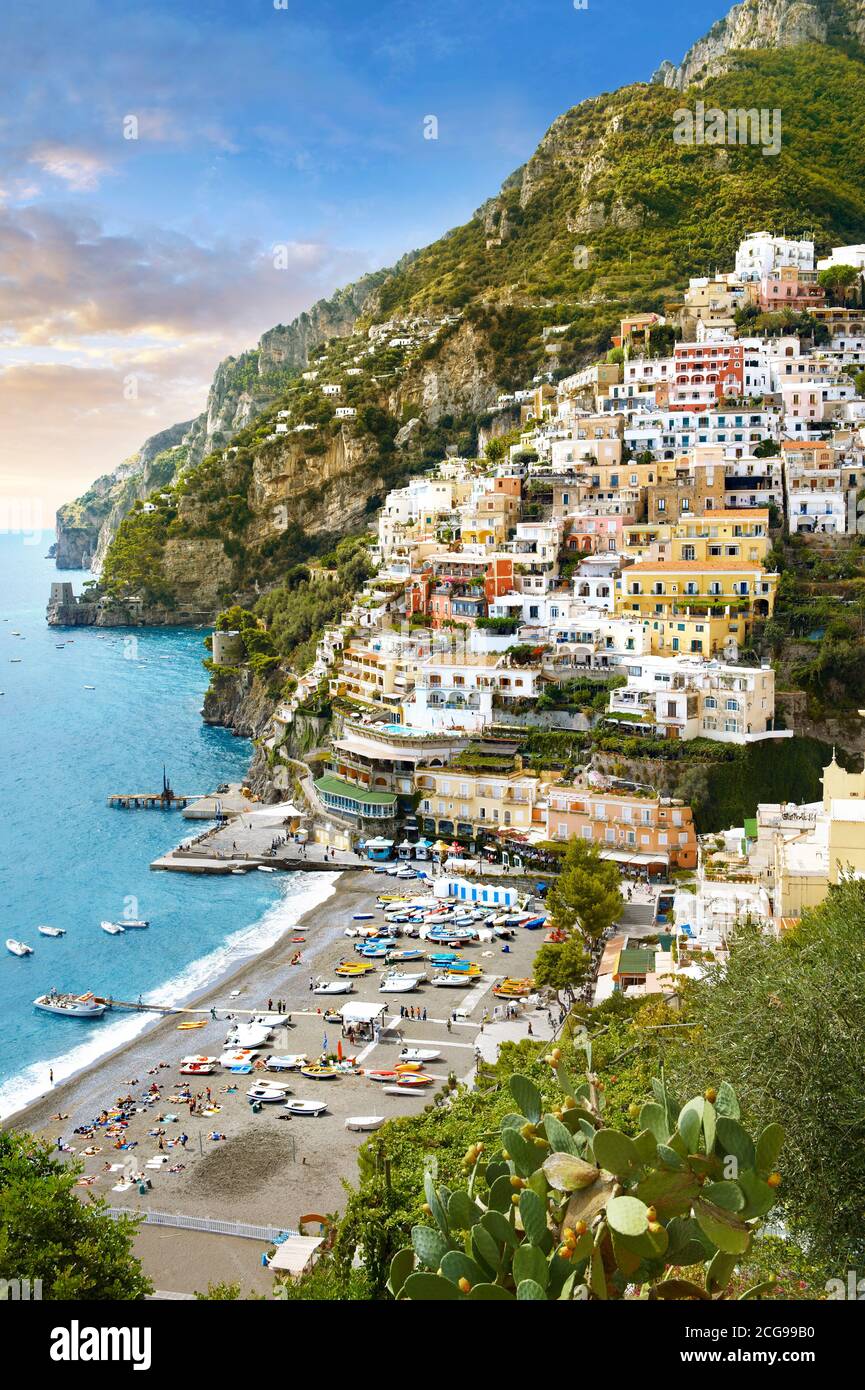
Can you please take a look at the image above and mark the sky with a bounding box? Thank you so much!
[0,0,726,522]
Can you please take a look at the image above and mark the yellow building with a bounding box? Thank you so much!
[622,511,770,565]
[767,755,865,915]
[615,560,777,655]
[415,763,556,842]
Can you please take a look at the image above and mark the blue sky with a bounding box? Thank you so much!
[0,0,725,515]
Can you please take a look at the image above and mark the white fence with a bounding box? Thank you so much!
[107,1208,297,1242]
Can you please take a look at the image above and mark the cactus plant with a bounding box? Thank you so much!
[389,1062,783,1300]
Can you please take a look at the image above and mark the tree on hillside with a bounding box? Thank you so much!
[0,1130,151,1299]
[670,878,865,1265]
[817,264,861,305]
[532,933,592,1005]
[547,837,623,941]
[484,438,506,463]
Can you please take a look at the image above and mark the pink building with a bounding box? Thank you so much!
[564,512,629,555]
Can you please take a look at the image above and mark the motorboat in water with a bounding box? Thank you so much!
[118,919,149,929]
[37,925,66,938]
[257,865,277,873]
[100,921,125,935]
[345,1115,386,1132]
[285,1099,328,1116]
[6,938,33,956]
[33,991,106,1018]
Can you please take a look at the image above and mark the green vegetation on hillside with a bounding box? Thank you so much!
[374,44,865,382]
[0,1130,150,1299]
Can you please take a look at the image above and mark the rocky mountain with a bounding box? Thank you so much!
[55,268,393,570]
[55,419,190,569]
[652,0,865,88]
[59,0,865,620]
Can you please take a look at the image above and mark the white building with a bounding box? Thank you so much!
[606,654,785,744]
[816,244,865,274]
[734,232,814,282]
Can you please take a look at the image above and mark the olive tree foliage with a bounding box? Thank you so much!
[670,877,865,1266]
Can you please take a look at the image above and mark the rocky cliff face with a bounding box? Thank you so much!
[653,0,865,89]
[394,319,499,422]
[55,420,190,569]
[56,269,391,572]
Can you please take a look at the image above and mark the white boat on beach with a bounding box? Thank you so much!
[431,973,474,988]
[379,970,425,993]
[34,991,106,1019]
[399,1048,440,1064]
[247,1083,290,1104]
[285,1099,328,1117]
[345,1116,386,1132]
[266,1055,307,1071]
[382,1085,425,1097]
[100,921,125,935]
[6,938,33,956]
[312,980,355,995]
[257,865,277,873]
[37,925,66,938]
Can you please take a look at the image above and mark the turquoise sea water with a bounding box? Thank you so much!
[0,534,330,1117]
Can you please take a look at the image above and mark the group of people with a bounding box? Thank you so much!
[266,998,291,1014]
[398,1004,427,1020]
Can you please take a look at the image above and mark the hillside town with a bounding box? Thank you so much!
[201,231,865,1001]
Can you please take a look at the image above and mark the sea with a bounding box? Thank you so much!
[0,533,334,1118]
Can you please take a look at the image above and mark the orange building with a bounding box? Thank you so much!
[546,784,697,873]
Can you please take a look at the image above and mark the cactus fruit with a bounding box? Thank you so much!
[398,1069,783,1301]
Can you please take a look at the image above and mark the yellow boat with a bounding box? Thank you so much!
[394,1061,423,1073]
[177,1020,207,1030]
[300,1064,340,1080]
[492,978,534,999]
[335,960,374,976]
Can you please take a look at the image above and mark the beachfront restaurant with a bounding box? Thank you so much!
[363,836,395,861]
[313,773,397,823]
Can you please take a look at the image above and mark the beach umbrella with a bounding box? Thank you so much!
[322,1033,328,1054]
[337,1039,343,1061]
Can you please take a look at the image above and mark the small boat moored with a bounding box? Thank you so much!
[6,938,33,956]
[345,1116,386,1132]
[100,921,125,935]
[34,991,106,1019]
[37,925,66,938]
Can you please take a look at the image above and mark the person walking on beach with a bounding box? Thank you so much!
[309,976,314,991]
[49,1068,54,1085]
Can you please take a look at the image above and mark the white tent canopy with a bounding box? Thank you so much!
[245,802,303,823]
[268,1235,324,1275]
[339,1002,388,1024]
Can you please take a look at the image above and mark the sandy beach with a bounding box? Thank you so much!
[6,866,554,1296]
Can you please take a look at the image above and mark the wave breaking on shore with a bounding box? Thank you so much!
[0,871,340,1121]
